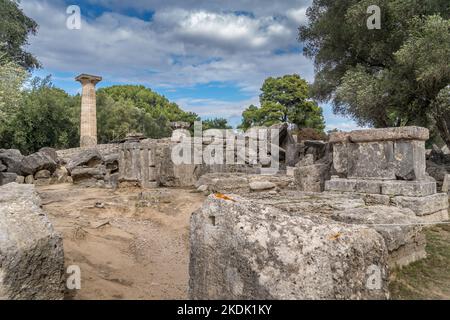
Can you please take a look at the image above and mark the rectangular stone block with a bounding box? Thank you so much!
[393,140,426,180]
[348,142,396,180]
[348,127,429,143]
[391,193,449,216]
[325,178,382,194]
[381,181,436,197]
[332,143,348,175]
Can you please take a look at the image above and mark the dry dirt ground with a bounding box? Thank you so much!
[37,184,450,300]
[37,183,206,300]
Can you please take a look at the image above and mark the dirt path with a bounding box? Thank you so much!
[37,184,205,300]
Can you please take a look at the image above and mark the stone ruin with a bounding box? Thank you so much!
[1,125,449,300]
[188,126,449,300]
[325,127,448,223]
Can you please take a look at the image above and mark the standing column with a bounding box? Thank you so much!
[75,74,102,148]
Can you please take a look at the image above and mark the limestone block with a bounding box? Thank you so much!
[332,143,348,175]
[348,127,429,143]
[189,195,389,300]
[295,163,330,192]
[66,149,103,173]
[249,181,276,191]
[393,140,426,180]
[381,181,436,197]
[35,170,51,179]
[442,174,450,193]
[15,175,25,184]
[348,142,396,180]
[25,175,34,184]
[0,172,18,186]
[20,152,57,176]
[0,183,65,299]
[391,193,448,216]
[331,206,426,268]
[0,149,23,174]
[325,178,382,194]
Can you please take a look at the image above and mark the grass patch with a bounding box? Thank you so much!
[389,224,450,299]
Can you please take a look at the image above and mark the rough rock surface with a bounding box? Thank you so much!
[189,194,389,300]
[20,152,57,176]
[295,163,330,192]
[0,172,18,186]
[331,206,426,268]
[0,149,23,174]
[0,183,65,299]
[66,149,103,173]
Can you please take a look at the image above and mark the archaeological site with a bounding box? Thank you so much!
[1,0,449,305]
[1,73,450,300]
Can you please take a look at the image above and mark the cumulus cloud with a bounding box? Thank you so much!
[19,0,360,129]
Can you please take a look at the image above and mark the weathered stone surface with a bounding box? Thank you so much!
[350,127,429,143]
[104,154,119,172]
[442,174,450,193]
[0,172,18,186]
[0,161,6,172]
[393,140,426,180]
[189,195,389,300]
[15,176,25,184]
[71,165,107,186]
[381,181,436,197]
[331,206,426,268]
[295,164,330,192]
[66,149,103,173]
[52,167,69,184]
[20,152,57,176]
[249,181,276,191]
[38,147,58,163]
[391,193,449,216]
[325,178,382,194]
[196,174,249,194]
[0,149,23,174]
[332,143,348,175]
[25,175,34,184]
[35,170,51,179]
[348,142,396,180]
[297,154,315,167]
[0,183,65,299]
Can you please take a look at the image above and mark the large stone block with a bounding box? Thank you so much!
[331,206,426,268]
[393,140,426,180]
[294,163,330,192]
[325,178,382,194]
[0,172,18,186]
[20,152,57,176]
[0,183,65,299]
[329,127,429,144]
[381,180,436,197]
[391,193,449,216]
[348,142,395,180]
[189,195,389,300]
[0,149,23,174]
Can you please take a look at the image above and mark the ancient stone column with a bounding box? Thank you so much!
[75,74,102,148]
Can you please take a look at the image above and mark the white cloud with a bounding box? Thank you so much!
[19,0,361,129]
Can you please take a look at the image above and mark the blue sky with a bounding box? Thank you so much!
[21,0,361,130]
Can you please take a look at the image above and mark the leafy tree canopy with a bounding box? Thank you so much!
[202,118,232,131]
[299,0,450,145]
[239,74,325,132]
[0,0,39,70]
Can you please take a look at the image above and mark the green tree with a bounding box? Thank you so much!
[202,118,232,130]
[299,0,450,145]
[239,74,325,131]
[0,59,27,128]
[1,77,79,153]
[0,0,40,70]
